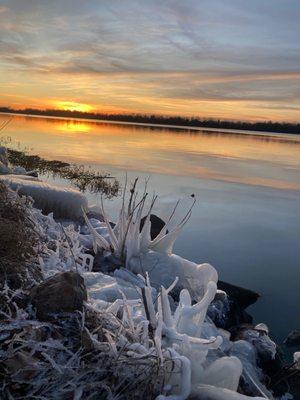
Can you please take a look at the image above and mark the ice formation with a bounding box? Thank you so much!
[78,183,273,399]
[82,184,217,299]
[1,178,276,399]
[0,173,88,219]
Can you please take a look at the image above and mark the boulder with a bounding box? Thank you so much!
[208,282,259,330]
[285,330,300,347]
[218,280,260,309]
[30,271,87,321]
[140,214,167,240]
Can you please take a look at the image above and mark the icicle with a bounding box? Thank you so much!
[161,286,173,328]
[82,207,110,252]
[100,196,119,252]
[154,294,164,363]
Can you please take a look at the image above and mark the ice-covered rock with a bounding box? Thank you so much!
[84,271,144,303]
[0,174,88,219]
[231,324,276,362]
[129,252,218,299]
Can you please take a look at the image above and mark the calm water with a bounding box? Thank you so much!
[1,114,300,354]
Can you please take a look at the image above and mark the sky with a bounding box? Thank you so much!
[0,0,299,121]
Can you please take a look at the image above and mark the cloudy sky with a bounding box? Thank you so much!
[0,0,299,121]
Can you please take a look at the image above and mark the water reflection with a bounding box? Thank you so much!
[1,114,300,190]
[56,120,91,134]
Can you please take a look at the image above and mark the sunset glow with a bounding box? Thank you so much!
[53,101,94,113]
[0,1,299,121]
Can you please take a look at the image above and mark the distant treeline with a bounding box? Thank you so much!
[1,106,299,134]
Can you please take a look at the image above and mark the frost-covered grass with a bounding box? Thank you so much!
[0,289,173,399]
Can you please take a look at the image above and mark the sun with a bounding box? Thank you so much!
[54,100,94,113]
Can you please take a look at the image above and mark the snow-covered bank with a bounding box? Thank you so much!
[0,148,299,399]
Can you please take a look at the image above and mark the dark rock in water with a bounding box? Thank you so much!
[208,281,259,330]
[284,330,300,347]
[140,214,167,240]
[30,271,87,321]
[218,280,260,309]
[230,322,280,364]
[207,292,253,329]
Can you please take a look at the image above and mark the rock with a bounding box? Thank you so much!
[230,323,285,397]
[140,214,167,240]
[217,280,260,309]
[230,323,281,366]
[285,330,300,347]
[214,289,228,302]
[208,286,255,330]
[30,271,87,321]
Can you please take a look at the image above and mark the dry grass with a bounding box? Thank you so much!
[0,181,42,289]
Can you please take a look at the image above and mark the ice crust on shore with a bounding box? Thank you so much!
[0,173,87,220]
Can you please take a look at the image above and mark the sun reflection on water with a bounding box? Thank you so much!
[57,120,91,134]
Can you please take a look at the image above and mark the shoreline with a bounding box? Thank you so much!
[1,111,300,142]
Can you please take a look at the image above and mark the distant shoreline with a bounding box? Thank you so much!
[1,110,300,141]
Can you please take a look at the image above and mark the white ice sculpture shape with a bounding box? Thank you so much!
[81,180,194,260]
[82,183,217,298]
[134,277,265,400]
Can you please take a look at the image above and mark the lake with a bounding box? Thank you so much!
[1,113,300,356]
